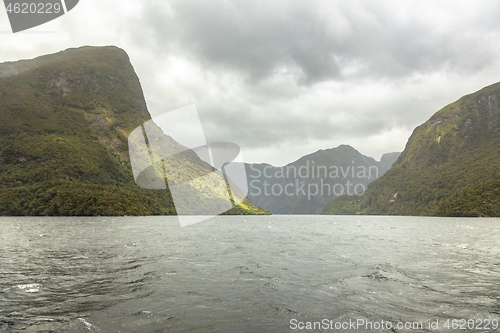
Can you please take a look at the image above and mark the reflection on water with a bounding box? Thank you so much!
[1,216,499,332]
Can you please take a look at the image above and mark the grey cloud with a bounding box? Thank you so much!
[139,0,500,85]
[3,0,500,166]
[199,101,383,150]
[139,0,348,83]
[127,0,500,163]
[172,0,343,84]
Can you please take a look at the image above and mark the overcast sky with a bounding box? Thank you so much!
[2,0,500,165]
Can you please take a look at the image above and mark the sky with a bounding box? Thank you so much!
[1,0,500,166]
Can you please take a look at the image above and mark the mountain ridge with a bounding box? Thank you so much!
[322,80,500,216]
[0,46,268,216]
[245,144,400,214]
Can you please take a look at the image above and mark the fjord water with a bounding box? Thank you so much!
[1,216,499,332]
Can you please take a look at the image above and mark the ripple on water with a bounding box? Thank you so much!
[1,215,499,333]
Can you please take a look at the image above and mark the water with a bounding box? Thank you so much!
[1,215,499,332]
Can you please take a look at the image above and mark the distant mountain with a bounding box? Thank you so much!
[0,46,267,216]
[244,145,400,214]
[322,81,500,217]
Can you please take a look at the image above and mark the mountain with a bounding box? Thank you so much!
[244,145,400,214]
[322,81,500,217]
[0,46,267,216]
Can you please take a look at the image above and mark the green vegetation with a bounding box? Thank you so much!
[435,177,500,217]
[0,46,267,216]
[322,81,500,217]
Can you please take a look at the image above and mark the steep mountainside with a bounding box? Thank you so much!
[322,81,500,216]
[245,145,399,214]
[0,46,267,216]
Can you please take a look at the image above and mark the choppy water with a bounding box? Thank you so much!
[1,215,499,332]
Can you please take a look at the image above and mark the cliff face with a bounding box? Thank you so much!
[0,46,266,216]
[322,81,500,216]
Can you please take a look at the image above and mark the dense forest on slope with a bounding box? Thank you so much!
[322,81,500,217]
[0,46,267,216]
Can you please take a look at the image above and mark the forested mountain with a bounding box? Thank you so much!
[0,46,267,216]
[322,81,500,217]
